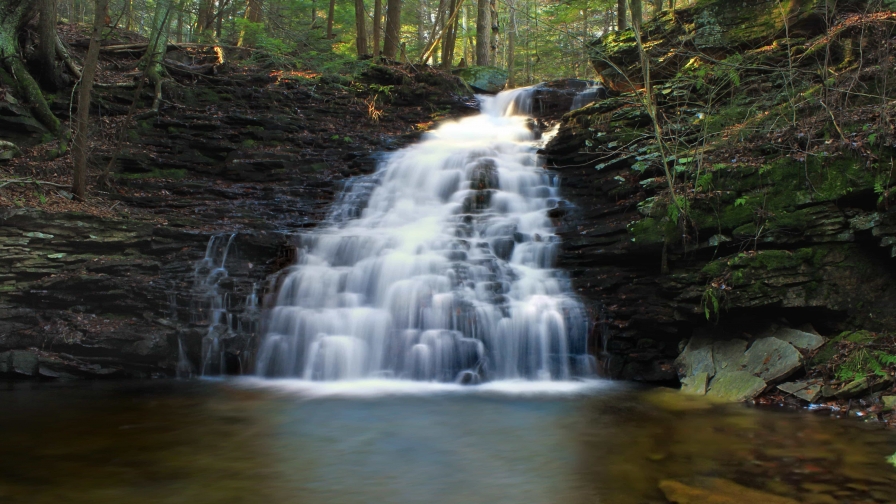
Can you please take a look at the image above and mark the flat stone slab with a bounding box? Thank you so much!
[707,371,767,402]
[772,327,825,351]
[777,380,809,394]
[660,477,799,504]
[681,372,709,395]
[712,339,748,375]
[794,381,823,403]
[740,337,802,382]
[674,336,715,379]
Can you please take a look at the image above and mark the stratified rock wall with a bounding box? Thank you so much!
[550,0,896,382]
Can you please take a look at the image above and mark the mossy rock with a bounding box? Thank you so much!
[453,66,508,94]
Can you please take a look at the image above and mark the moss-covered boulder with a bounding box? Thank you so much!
[453,66,508,94]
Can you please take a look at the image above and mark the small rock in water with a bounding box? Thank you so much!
[9,350,39,377]
[456,370,481,385]
[882,395,896,412]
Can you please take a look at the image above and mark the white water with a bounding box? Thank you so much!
[256,87,593,383]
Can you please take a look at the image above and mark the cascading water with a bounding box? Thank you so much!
[256,86,593,383]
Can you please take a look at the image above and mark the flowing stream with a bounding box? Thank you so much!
[255,88,591,383]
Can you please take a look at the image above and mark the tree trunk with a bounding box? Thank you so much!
[488,0,496,66]
[37,0,59,90]
[416,0,425,50]
[354,0,368,55]
[196,0,209,38]
[143,0,171,109]
[439,0,459,69]
[506,0,514,86]
[475,0,488,65]
[617,0,626,30]
[72,0,108,201]
[630,0,641,31]
[0,0,60,133]
[382,0,401,59]
[373,0,382,55]
[175,0,184,42]
[326,0,336,38]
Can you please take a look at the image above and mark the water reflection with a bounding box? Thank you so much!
[0,380,894,504]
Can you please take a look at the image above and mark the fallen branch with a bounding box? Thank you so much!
[0,178,73,190]
[163,59,219,77]
[55,35,82,80]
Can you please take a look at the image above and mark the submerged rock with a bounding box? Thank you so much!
[659,477,799,504]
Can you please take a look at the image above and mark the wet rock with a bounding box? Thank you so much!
[0,140,22,161]
[712,339,748,375]
[680,372,708,395]
[769,327,825,352]
[453,66,508,94]
[659,477,799,504]
[674,336,715,378]
[7,349,39,376]
[882,396,896,412]
[739,337,802,383]
[706,371,767,402]
[778,379,823,403]
[834,376,893,400]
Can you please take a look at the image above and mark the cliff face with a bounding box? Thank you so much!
[0,38,475,378]
[548,1,896,384]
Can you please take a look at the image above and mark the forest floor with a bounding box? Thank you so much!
[0,22,475,229]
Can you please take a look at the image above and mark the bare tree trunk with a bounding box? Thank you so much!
[143,0,171,110]
[196,0,209,38]
[488,0,496,65]
[475,0,488,65]
[373,0,382,55]
[382,0,401,58]
[37,0,59,90]
[354,0,368,54]
[326,0,336,38]
[617,0,626,30]
[506,0,515,86]
[175,0,184,42]
[439,0,458,69]
[630,0,641,31]
[417,0,425,50]
[72,0,109,201]
[216,0,224,37]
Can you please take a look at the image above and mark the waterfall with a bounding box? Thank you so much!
[256,86,592,383]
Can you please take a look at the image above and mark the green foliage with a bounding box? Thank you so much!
[834,349,896,382]
[701,285,721,321]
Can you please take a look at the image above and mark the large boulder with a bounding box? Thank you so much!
[453,66,509,94]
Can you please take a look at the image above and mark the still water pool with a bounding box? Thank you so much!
[1,379,894,504]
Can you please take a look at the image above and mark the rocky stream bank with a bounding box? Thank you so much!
[547,0,896,420]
